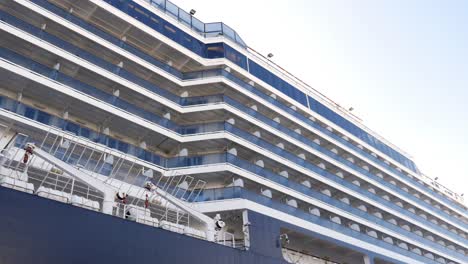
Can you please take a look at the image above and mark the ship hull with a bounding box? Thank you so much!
[0,187,287,264]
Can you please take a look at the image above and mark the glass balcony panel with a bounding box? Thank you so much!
[151,0,166,10]
[191,17,204,33]
[221,24,235,40]
[178,9,191,27]
[205,22,222,34]
[164,1,179,19]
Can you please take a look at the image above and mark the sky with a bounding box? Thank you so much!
[173,0,468,197]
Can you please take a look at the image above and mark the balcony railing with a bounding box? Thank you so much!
[143,0,247,47]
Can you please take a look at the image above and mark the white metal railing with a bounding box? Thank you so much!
[0,174,34,194]
[0,125,243,248]
[0,139,104,210]
[215,231,236,248]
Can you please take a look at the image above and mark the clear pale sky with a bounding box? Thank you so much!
[173,0,468,197]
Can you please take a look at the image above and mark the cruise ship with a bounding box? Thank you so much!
[0,1,466,263]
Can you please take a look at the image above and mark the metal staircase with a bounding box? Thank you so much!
[0,126,227,242]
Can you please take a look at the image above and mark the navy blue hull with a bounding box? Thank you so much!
[0,187,407,264]
[0,187,287,264]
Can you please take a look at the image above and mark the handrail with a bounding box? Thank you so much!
[142,0,247,48]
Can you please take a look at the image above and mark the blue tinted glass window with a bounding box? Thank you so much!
[88,131,100,142]
[163,23,177,40]
[36,111,51,124]
[48,116,64,128]
[205,43,224,58]
[131,6,150,24]
[224,44,247,69]
[24,107,36,119]
[80,127,91,138]
[148,15,161,30]
[308,95,417,172]
[142,150,152,162]
[180,35,193,49]
[0,97,16,112]
[107,137,117,148]
[117,141,129,153]
[248,61,307,106]
[65,122,80,135]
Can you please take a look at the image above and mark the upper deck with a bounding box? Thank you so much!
[140,0,247,48]
[104,0,419,174]
[99,0,464,205]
